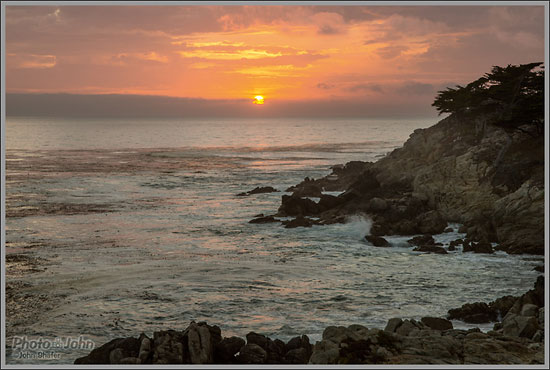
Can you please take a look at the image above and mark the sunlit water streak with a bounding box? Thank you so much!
[5,117,543,364]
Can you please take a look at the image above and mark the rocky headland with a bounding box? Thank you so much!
[251,111,544,255]
[74,277,544,364]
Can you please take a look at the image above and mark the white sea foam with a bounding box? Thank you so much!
[344,213,373,240]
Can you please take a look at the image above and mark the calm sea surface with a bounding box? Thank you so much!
[5,116,543,363]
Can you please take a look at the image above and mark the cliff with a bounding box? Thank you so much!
[272,113,544,255]
[372,114,544,254]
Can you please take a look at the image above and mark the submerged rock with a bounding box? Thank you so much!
[237,186,278,197]
[412,245,448,254]
[249,215,279,224]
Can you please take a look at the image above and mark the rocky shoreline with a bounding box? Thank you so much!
[75,277,545,364]
[247,113,544,256]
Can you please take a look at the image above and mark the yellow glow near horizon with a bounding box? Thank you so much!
[253,95,265,104]
[5,6,545,104]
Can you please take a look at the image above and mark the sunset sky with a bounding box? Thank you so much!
[5,4,546,117]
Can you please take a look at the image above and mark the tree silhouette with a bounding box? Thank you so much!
[432,62,544,135]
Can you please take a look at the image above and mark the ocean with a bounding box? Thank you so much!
[4,116,543,364]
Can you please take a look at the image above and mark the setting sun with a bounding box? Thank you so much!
[253,95,265,105]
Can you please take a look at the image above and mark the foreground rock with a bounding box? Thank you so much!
[448,276,544,337]
[75,322,312,365]
[75,278,544,365]
[75,319,543,365]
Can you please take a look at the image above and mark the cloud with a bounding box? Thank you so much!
[178,48,283,60]
[8,53,57,69]
[231,64,312,78]
[106,52,169,65]
[375,45,409,59]
[317,82,335,89]
[347,83,384,93]
[4,5,545,107]
[318,25,341,35]
[312,12,346,35]
[396,81,434,95]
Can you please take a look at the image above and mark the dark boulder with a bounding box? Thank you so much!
[236,343,267,364]
[266,339,286,364]
[151,330,188,364]
[489,295,518,319]
[367,197,388,212]
[292,183,323,198]
[318,194,344,212]
[448,302,497,323]
[463,241,494,254]
[338,338,384,364]
[285,335,311,354]
[365,235,390,247]
[244,332,286,364]
[278,194,319,216]
[246,332,269,349]
[392,219,418,235]
[215,337,245,363]
[505,243,545,255]
[74,337,141,364]
[370,222,389,236]
[283,347,311,364]
[348,170,380,195]
[407,234,435,246]
[420,317,453,331]
[417,211,447,234]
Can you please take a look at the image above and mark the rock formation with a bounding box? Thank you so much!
[269,114,544,254]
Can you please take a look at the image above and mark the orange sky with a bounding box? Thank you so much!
[5,5,546,115]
